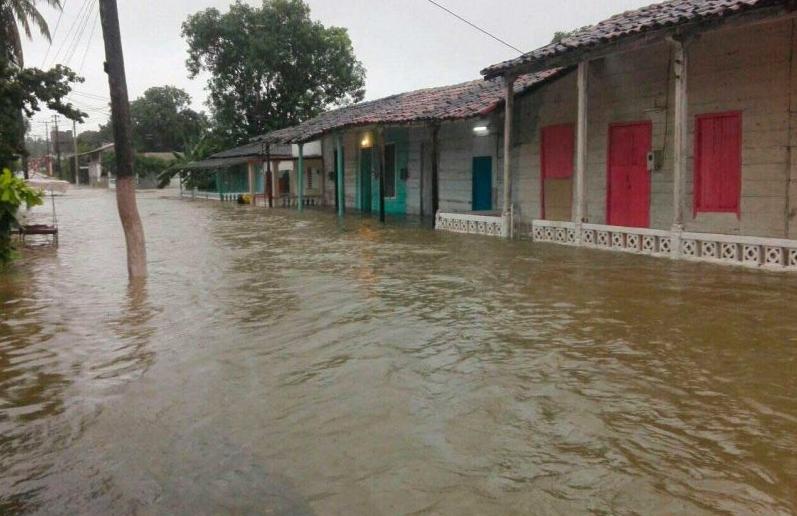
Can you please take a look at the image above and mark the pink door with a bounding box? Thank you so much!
[607,122,651,228]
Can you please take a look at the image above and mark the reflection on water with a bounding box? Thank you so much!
[1,189,796,514]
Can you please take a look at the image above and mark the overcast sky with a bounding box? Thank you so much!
[22,0,647,138]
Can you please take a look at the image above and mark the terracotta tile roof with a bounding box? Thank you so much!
[482,0,784,78]
[254,69,565,144]
[210,141,293,160]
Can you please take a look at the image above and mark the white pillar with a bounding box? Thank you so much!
[671,38,688,231]
[502,74,515,238]
[247,161,255,205]
[574,61,589,231]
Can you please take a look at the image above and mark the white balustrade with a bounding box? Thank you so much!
[435,212,504,237]
[530,220,797,272]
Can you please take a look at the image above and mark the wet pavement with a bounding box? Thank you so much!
[1,188,795,514]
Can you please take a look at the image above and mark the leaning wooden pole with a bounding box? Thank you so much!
[99,0,147,279]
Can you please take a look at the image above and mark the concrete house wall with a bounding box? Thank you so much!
[509,17,797,240]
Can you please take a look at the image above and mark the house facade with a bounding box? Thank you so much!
[476,0,797,271]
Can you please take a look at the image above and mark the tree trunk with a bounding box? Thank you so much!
[99,0,147,279]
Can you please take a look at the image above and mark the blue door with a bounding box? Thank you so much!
[472,156,492,211]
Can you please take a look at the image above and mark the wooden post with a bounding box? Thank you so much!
[72,121,80,186]
[336,133,345,216]
[377,128,386,223]
[431,124,440,217]
[670,37,688,232]
[247,161,255,205]
[265,144,273,208]
[99,0,147,279]
[272,160,280,200]
[574,61,589,230]
[297,143,305,212]
[502,74,515,238]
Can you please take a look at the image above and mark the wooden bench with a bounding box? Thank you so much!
[19,224,59,245]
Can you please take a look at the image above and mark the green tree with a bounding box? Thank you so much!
[0,0,61,65]
[0,168,43,266]
[0,58,86,169]
[129,85,208,152]
[182,0,366,145]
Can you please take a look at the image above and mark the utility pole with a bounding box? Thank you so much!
[72,121,80,186]
[43,121,51,175]
[52,115,62,179]
[99,0,147,279]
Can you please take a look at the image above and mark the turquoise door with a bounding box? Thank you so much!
[369,129,408,215]
[472,156,492,211]
[359,148,372,213]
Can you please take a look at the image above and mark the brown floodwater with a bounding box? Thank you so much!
[0,188,795,514]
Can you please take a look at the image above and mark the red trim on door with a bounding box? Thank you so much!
[606,121,652,228]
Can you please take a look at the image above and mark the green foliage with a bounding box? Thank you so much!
[550,27,589,44]
[0,168,43,266]
[1,0,62,66]
[182,0,366,145]
[156,135,220,189]
[0,58,86,168]
[102,152,173,181]
[129,86,208,152]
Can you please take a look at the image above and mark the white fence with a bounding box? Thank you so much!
[531,220,797,271]
[435,212,504,237]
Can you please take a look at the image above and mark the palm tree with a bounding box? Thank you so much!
[1,0,62,66]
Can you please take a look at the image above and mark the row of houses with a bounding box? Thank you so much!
[190,0,797,272]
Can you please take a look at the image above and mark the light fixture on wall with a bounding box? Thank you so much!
[360,133,373,148]
[473,125,490,136]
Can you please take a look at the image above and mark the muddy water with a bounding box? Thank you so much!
[1,189,795,514]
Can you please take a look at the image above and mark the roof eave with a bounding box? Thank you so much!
[482,3,793,79]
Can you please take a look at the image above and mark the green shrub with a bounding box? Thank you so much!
[0,169,44,267]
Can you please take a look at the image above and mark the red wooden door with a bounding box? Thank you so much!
[607,122,651,228]
[694,112,742,215]
[541,124,574,220]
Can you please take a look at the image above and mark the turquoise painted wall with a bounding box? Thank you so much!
[357,128,408,215]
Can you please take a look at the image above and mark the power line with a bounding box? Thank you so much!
[78,7,101,74]
[49,0,91,66]
[41,0,69,67]
[423,0,524,55]
[63,0,97,67]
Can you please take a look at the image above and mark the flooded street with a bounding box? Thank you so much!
[1,188,795,514]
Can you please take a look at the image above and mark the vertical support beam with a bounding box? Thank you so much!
[247,161,256,205]
[671,37,688,232]
[336,133,345,216]
[72,121,80,186]
[574,61,589,235]
[265,144,273,208]
[669,36,690,258]
[431,124,440,217]
[377,127,386,223]
[502,74,516,238]
[272,160,280,201]
[297,143,305,212]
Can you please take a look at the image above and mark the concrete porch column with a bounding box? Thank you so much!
[669,36,690,257]
[336,133,345,216]
[297,143,305,212]
[502,74,516,238]
[573,60,589,242]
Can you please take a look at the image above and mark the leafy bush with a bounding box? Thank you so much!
[0,169,44,267]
